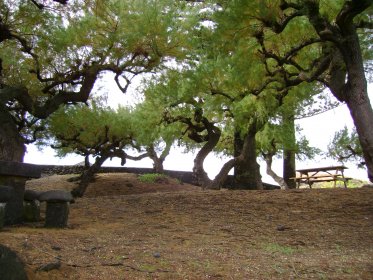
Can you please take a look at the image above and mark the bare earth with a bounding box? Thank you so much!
[1,173,373,279]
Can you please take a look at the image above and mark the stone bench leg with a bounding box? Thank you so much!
[23,200,40,222]
[0,203,6,229]
[2,180,25,225]
[45,202,70,228]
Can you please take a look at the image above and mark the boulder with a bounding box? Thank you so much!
[0,245,28,280]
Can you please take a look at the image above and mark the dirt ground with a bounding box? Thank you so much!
[1,173,373,280]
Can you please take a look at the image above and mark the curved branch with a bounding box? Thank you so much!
[336,0,372,30]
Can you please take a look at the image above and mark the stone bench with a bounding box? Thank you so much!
[0,160,41,225]
[38,190,74,228]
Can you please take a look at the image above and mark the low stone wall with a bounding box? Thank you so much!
[38,165,279,190]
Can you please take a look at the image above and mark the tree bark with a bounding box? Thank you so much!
[264,153,288,190]
[323,2,373,182]
[0,106,25,162]
[147,142,172,174]
[192,123,221,188]
[71,155,108,197]
[345,87,373,181]
[282,114,296,188]
[232,127,263,190]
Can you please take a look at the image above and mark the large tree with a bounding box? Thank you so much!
[217,0,373,180]
[41,98,182,196]
[0,0,189,162]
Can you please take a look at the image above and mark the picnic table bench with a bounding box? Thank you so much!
[291,166,351,189]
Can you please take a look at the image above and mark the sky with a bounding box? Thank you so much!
[24,79,373,185]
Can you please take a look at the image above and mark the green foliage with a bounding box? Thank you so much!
[138,173,166,183]
[316,179,366,189]
[1,0,194,103]
[327,126,364,168]
[40,101,135,158]
[3,0,371,179]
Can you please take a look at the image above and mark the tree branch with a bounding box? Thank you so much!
[356,20,373,30]
[336,0,372,30]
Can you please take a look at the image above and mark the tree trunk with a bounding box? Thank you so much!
[343,42,373,182]
[193,124,221,188]
[0,107,26,162]
[282,114,296,188]
[264,153,288,190]
[84,155,90,168]
[327,13,373,182]
[232,127,263,190]
[147,146,164,173]
[147,142,172,174]
[208,158,236,190]
[346,89,373,181]
[71,155,108,197]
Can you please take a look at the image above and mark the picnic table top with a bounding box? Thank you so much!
[296,165,347,174]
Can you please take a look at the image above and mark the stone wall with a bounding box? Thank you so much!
[38,165,279,190]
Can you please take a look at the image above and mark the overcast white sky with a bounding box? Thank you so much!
[24,78,373,184]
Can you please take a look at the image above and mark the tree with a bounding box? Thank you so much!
[130,101,177,173]
[218,0,373,180]
[0,0,190,162]
[42,96,183,196]
[40,103,144,196]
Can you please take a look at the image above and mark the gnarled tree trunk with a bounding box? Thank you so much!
[147,142,172,174]
[0,107,26,162]
[193,123,221,188]
[71,155,108,198]
[264,153,288,190]
[232,127,263,190]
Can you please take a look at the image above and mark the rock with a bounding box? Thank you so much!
[36,261,61,272]
[0,244,28,280]
[276,225,286,231]
[38,190,73,203]
[51,246,62,251]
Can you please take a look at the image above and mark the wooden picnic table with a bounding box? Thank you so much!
[292,165,351,188]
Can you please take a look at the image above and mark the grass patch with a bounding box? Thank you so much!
[138,173,167,183]
[263,243,297,255]
[316,179,366,189]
